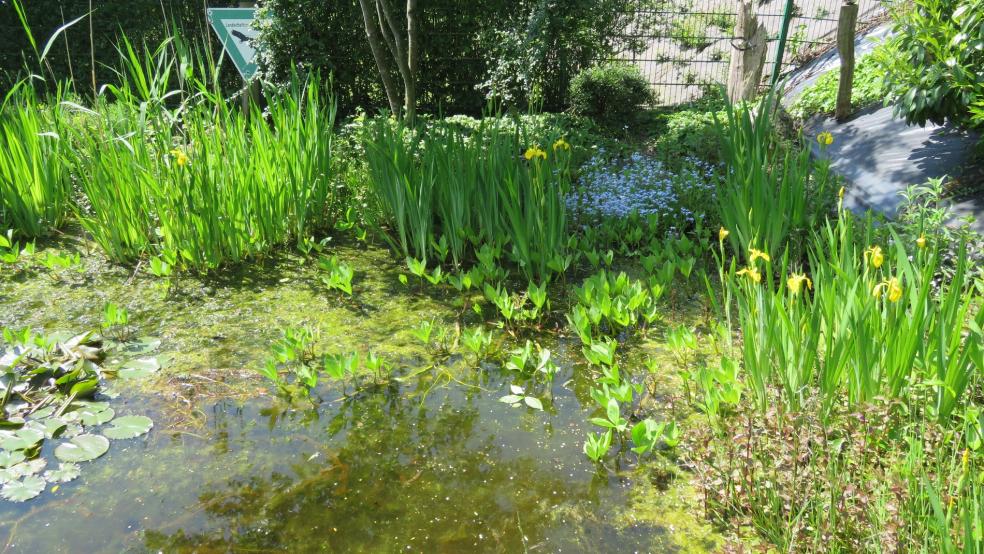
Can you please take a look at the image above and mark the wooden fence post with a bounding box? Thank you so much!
[727,0,768,103]
[836,1,859,121]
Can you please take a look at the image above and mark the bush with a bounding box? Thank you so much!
[789,52,888,119]
[568,62,655,129]
[648,96,726,166]
[875,0,984,129]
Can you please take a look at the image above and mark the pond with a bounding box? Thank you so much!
[0,240,718,553]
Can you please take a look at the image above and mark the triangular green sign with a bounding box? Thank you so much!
[207,8,259,80]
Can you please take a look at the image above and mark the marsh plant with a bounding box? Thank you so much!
[0,328,155,503]
[364,117,573,281]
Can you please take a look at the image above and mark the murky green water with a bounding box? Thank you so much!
[0,240,718,553]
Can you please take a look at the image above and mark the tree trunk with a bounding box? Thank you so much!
[404,0,418,122]
[836,1,859,121]
[357,0,401,114]
[727,0,767,103]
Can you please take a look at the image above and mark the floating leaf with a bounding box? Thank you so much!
[0,476,45,502]
[73,404,115,426]
[43,463,81,483]
[10,458,46,477]
[102,415,153,440]
[0,428,43,451]
[523,396,544,410]
[54,434,109,463]
[499,395,523,405]
[0,451,25,469]
[36,417,68,439]
[116,337,161,355]
[118,357,160,379]
[0,468,16,484]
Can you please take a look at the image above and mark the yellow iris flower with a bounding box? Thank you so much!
[524,147,547,161]
[787,273,813,295]
[872,277,902,302]
[170,148,190,167]
[749,248,771,264]
[864,245,884,269]
[552,138,570,151]
[916,235,927,249]
[736,266,762,283]
[817,131,834,146]
[718,227,729,244]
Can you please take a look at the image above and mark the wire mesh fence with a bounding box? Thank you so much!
[614,0,886,105]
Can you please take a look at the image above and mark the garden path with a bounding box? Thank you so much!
[781,24,984,233]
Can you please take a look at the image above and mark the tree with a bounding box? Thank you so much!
[356,0,418,121]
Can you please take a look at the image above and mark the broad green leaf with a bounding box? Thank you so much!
[118,357,160,379]
[523,396,543,410]
[54,434,109,463]
[498,395,523,404]
[0,428,43,451]
[0,451,25,468]
[0,475,45,502]
[102,415,153,440]
[76,405,115,426]
[43,463,81,483]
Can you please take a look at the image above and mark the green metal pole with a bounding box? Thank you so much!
[770,0,796,87]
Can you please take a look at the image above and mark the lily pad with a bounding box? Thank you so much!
[118,337,162,355]
[102,415,153,440]
[0,450,25,468]
[10,458,46,477]
[54,434,109,463]
[118,357,160,379]
[71,403,115,426]
[0,428,44,451]
[43,463,81,483]
[0,476,45,502]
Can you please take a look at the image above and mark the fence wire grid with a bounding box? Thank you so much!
[613,0,886,105]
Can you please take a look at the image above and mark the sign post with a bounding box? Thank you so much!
[206,8,259,81]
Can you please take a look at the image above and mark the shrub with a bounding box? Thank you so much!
[649,96,727,166]
[875,0,984,129]
[789,52,888,119]
[568,62,656,129]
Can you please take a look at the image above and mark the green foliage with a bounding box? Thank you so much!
[789,53,888,119]
[875,0,984,129]
[0,88,72,238]
[648,97,727,166]
[363,115,573,281]
[0,0,237,96]
[715,92,835,260]
[670,10,733,51]
[568,62,656,129]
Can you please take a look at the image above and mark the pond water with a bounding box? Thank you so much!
[0,241,718,553]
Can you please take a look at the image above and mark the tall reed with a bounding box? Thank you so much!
[363,116,572,281]
[0,85,72,238]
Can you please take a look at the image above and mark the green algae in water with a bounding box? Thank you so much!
[0,243,719,552]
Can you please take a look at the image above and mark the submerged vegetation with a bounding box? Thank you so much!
[0,2,982,552]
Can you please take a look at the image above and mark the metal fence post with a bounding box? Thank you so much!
[770,0,796,86]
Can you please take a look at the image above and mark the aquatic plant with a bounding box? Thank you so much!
[319,256,355,296]
[101,302,132,342]
[567,270,664,344]
[499,384,544,411]
[0,87,72,238]
[363,116,572,281]
[0,328,155,503]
